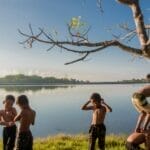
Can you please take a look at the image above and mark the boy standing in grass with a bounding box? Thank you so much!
[14,95,36,150]
[0,95,17,150]
[81,93,112,150]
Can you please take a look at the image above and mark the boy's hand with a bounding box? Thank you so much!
[5,122,10,127]
[81,100,93,110]
[141,127,147,133]
[8,122,15,127]
[101,99,104,103]
[135,127,141,133]
[89,100,92,103]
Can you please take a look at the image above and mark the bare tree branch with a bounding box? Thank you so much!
[120,25,150,41]
[117,0,150,56]
[65,53,89,65]
[97,0,104,13]
[19,27,143,53]
[19,1,150,64]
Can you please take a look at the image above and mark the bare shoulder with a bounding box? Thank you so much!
[143,85,150,90]
[144,85,150,88]
[30,109,36,118]
[139,85,150,92]
[138,85,150,97]
[20,109,26,116]
[101,106,106,112]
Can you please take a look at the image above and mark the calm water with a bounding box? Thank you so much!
[0,84,149,137]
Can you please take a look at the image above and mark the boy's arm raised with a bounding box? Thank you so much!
[81,100,93,110]
[101,100,112,112]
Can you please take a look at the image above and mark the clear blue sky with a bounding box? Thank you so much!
[0,0,149,81]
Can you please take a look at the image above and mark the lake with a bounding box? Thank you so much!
[0,84,149,137]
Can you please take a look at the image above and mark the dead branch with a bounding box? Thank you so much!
[117,0,150,56]
[19,1,150,64]
[19,25,145,65]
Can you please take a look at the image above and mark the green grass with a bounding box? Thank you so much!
[1,134,143,150]
[33,134,127,150]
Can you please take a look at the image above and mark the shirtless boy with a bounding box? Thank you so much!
[126,128,150,150]
[14,95,36,150]
[0,95,17,150]
[81,93,112,150]
[132,74,150,133]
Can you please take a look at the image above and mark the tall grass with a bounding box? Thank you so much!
[34,134,127,150]
[0,134,130,150]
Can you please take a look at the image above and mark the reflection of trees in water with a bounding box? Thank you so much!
[0,85,74,93]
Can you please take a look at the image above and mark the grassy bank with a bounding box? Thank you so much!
[0,134,131,150]
[33,134,127,150]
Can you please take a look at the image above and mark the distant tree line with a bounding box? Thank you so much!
[0,74,89,85]
[120,78,150,84]
[0,74,149,85]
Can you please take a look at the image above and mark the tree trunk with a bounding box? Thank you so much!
[118,0,150,57]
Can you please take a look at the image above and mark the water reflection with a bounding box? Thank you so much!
[0,85,74,95]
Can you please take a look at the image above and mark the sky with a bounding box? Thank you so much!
[0,0,149,82]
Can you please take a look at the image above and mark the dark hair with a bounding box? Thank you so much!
[146,74,150,79]
[5,95,15,103]
[17,95,29,105]
[90,93,101,103]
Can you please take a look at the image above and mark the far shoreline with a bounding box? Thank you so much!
[0,82,149,86]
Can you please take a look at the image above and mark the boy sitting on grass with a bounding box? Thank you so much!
[126,127,150,150]
[132,74,150,133]
[81,93,112,150]
[14,95,36,150]
[0,95,17,150]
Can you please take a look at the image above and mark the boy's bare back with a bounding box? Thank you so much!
[15,108,36,132]
[92,106,106,125]
[138,85,150,97]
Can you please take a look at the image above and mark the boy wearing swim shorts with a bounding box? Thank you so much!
[81,93,112,150]
[0,95,17,150]
[14,95,36,150]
